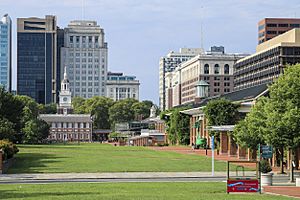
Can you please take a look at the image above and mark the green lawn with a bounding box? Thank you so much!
[9,143,231,173]
[0,182,292,200]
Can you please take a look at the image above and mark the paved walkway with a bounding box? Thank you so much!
[264,186,300,198]
[0,172,227,181]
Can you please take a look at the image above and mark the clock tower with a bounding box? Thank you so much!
[58,67,73,115]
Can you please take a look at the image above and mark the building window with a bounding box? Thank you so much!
[266,23,277,27]
[214,64,219,74]
[214,82,220,87]
[224,82,230,87]
[224,64,230,74]
[204,64,209,74]
[278,24,288,27]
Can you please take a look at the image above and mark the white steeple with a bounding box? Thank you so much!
[59,66,72,114]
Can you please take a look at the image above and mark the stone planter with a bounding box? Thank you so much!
[261,172,273,186]
[296,178,300,187]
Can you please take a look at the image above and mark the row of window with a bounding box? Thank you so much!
[51,122,90,128]
[52,133,90,140]
[70,36,100,43]
[266,23,300,28]
[72,88,105,93]
[204,64,230,74]
[70,64,105,69]
[69,76,105,81]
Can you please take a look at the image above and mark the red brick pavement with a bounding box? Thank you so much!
[150,146,300,198]
[264,186,300,198]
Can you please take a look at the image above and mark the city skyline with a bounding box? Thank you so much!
[1,0,300,103]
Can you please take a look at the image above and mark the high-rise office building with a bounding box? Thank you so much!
[61,20,108,99]
[258,18,300,44]
[17,15,57,104]
[106,72,139,101]
[235,28,300,91]
[0,14,12,92]
[159,48,203,111]
[56,27,64,102]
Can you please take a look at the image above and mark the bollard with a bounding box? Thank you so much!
[0,150,2,174]
[296,178,300,187]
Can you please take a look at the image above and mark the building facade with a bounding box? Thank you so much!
[258,18,300,44]
[165,47,246,108]
[0,14,12,92]
[159,48,203,110]
[234,28,300,91]
[40,67,92,142]
[61,20,108,99]
[17,15,57,104]
[106,72,139,101]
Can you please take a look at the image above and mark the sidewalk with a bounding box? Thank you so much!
[0,172,227,181]
[150,146,300,174]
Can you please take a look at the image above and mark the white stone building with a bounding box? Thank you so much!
[159,48,203,110]
[106,72,139,101]
[61,20,108,98]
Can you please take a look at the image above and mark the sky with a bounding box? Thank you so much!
[1,0,300,104]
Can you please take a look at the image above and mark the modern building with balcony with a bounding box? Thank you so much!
[234,28,300,91]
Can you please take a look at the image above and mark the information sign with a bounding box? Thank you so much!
[227,180,259,193]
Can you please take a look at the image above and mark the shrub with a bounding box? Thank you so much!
[260,159,272,173]
[0,140,19,160]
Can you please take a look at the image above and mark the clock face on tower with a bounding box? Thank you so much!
[63,97,68,102]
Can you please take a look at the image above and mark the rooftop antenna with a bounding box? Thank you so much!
[200,6,204,50]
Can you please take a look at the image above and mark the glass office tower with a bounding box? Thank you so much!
[17,15,57,104]
[0,14,12,92]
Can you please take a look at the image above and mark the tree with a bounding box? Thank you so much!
[132,102,150,120]
[0,117,16,141]
[161,108,190,145]
[233,97,268,160]
[109,98,138,127]
[72,96,86,114]
[203,98,239,141]
[0,87,23,135]
[84,96,114,129]
[22,119,50,144]
[38,103,57,114]
[264,64,300,177]
[203,98,239,127]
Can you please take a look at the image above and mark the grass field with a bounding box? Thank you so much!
[9,143,231,173]
[0,182,292,200]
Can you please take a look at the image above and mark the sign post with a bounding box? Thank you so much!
[211,135,214,176]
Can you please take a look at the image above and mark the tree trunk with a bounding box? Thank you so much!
[280,147,285,174]
[290,148,296,183]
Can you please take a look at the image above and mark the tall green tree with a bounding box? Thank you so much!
[0,117,16,141]
[109,98,138,127]
[22,119,50,144]
[72,96,86,114]
[264,64,300,176]
[203,98,239,136]
[233,97,267,150]
[84,96,114,129]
